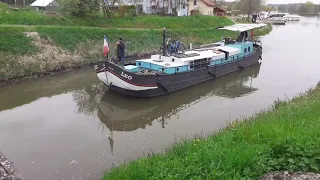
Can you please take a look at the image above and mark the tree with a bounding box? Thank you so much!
[102,0,121,19]
[238,0,263,17]
[171,0,187,16]
[305,1,316,13]
[59,0,100,18]
[299,1,316,14]
[226,1,239,11]
[58,0,79,15]
[278,5,287,12]
[261,5,273,12]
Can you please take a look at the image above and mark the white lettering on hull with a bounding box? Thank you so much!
[106,72,157,91]
[121,72,132,80]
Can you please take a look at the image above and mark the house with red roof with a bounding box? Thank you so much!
[188,0,226,16]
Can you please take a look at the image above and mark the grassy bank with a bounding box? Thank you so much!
[0,5,233,29]
[0,14,233,29]
[102,82,320,179]
[0,28,220,81]
[0,22,272,82]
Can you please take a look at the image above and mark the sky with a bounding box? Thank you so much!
[267,0,320,4]
[225,0,320,4]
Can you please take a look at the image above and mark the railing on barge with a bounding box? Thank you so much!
[154,49,260,75]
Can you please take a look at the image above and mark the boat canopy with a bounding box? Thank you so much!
[219,23,267,32]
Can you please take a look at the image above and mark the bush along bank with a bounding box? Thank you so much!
[102,82,320,180]
[0,22,272,84]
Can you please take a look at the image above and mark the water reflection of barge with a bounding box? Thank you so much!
[98,62,261,132]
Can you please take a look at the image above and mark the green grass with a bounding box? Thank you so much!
[0,2,8,10]
[36,27,228,52]
[0,23,271,55]
[256,22,272,36]
[0,10,234,29]
[102,83,320,180]
[0,27,38,54]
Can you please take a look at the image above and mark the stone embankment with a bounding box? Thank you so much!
[0,151,24,180]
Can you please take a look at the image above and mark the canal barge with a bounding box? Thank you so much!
[95,23,267,98]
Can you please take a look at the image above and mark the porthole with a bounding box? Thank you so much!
[138,62,141,66]
[172,59,175,62]
[176,68,179,72]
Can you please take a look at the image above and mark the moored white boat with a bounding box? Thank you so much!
[267,12,301,21]
[256,12,286,25]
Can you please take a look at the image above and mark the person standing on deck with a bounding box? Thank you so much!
[117,37,125,65]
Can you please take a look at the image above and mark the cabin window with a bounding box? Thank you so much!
[176,68,179,72]
[248,46,251,53]
[138,62,141,66]
[182,5,185,9]
[194,0,197,5]
[189,61,194,69]
[233,56,235,60]
[194,58,208,69]
[244,48,247,53]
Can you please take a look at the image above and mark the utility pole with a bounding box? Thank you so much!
[163,0,164,15]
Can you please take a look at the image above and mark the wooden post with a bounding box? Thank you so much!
[162,27,166,56]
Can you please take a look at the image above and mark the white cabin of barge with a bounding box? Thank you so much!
[124,23,267,75]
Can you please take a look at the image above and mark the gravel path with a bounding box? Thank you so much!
[261,171,320,180]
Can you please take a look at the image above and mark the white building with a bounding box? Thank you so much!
[30,0,59,11]
[139,0,188,16]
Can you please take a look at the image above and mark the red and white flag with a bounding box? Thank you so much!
[103,35,110,56]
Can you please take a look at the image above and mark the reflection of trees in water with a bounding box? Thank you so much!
[156,116,168,128]
[72,83,106,116]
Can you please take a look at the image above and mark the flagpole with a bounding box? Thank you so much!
[103,34,109,85]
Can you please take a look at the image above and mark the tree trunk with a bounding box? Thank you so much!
[103,4,106,18]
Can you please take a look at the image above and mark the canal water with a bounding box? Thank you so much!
[1,16,320,180]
